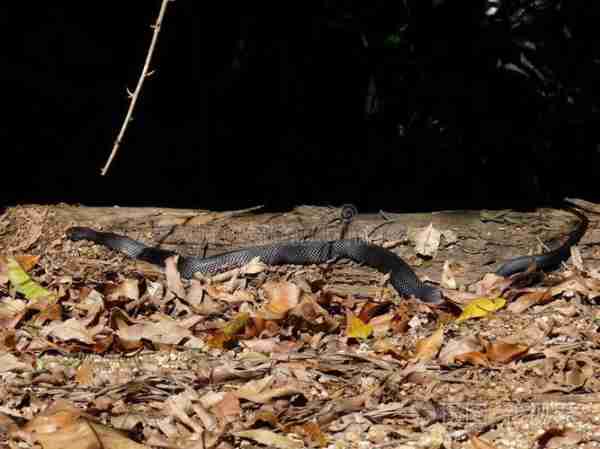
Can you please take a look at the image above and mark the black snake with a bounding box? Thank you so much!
[66,206,587,304]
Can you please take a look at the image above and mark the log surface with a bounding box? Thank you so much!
[0,201,597,290]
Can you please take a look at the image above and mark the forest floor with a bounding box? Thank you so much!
[0,204,599,449]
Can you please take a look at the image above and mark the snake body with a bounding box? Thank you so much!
[66,227,443,304]
[494,207,587,277]
[65,207,587,305]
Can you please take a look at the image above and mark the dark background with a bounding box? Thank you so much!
[4,1,600,212]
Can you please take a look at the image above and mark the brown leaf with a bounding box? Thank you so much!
[260,281,301,320]
[74,362,95,386]
[368,312,395,337]
[0,329,16,352]
[0,256,8,286]
[484,341,529,364]
[0,298,27,329]
[104,279,139,302]
[205,284,256,303]
[455,351,490,367]
[438,336,482,366]
[473,273,512,299]
[41,318,98,345]
[241,338,302,354]
[536,428,584,449]
[116,315,192,347]
[14,255,41,272]
[23,400,82,434]
[166,391,204,434]
[289,422,328,447]
[212,392,241,423]
[357,302,391,323]
[0,352,32,372]
[186,280,226,315]
[289,295,338,333]
[236,384,305,404]
[234,429,303,449]
[508,290,552,313]
[414,326,444,361]
[469,435,499,449]
[549,277,589,298]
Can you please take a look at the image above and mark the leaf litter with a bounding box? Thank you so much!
[0,220,599,449]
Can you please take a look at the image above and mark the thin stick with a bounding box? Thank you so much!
[100,0,172,176]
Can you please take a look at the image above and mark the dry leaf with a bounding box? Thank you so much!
[104,279,139,301]
[260,281,301,320]
[212,392,241,423]
[289,422,328,447]
[289,296,338,332]
[549,277,589,297]
[0,352,32,372]
[205,284,255,303]
[236,376,304,404]
[507,290,551,313]
[41,318,98,345]
[441,260,457,289]
[23,400,146,449]
[116,315,192,347]
[536,427,584,449]
[484,341,529,363]
[438,336,482,365]
[241,338,302,353]
[74,362,95,386]
[165,255,186,298]
[345,311,373,339]
[473,273,512,298]
[414,326,444,361]
[0,298,27,328]
[234,429,303,449]
[455,351,490,367]
[469,435,499,449]
[414,223,441,257]
[14,255,41,272]
[570,245,584,270]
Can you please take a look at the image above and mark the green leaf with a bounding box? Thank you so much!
[7,257,55,301]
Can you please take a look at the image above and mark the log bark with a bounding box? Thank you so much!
[0,200,596,292]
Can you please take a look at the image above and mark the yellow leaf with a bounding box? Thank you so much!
[223,312,250,337]
[456,297,505,323]
[7,257,55,302]
[346,312,373,339]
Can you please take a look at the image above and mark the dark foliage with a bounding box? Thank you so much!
[4,1,599,210]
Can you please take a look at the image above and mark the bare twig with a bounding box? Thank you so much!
[100,0,172,176]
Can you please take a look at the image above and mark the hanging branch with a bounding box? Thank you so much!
[100,0,172,176]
